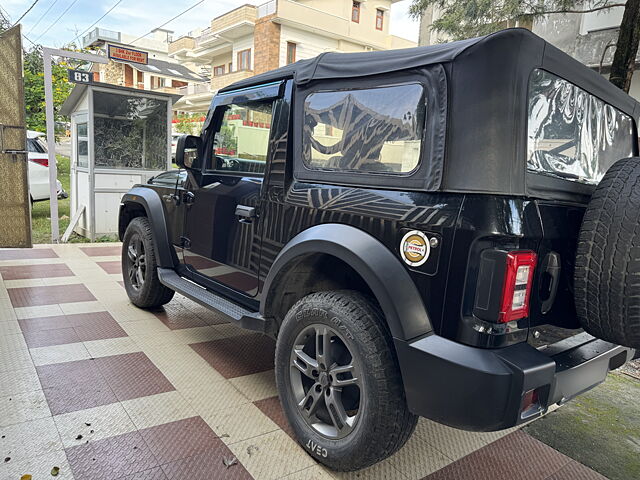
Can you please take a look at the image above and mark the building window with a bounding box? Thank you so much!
[237,49,251,70]
[214,64,225,76]
[376,9,384,30]
[228,62,233,72]
[286,42,296,64]
[352,1,360,23]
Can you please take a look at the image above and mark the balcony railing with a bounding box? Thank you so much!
[257,0,277,18]
[178,83,212,96]
[82,28,120,48]
[195,27,218,48]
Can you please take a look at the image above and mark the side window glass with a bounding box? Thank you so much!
[209,100,274,176]
[303,84,424,174]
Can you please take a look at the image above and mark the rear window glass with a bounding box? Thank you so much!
[527,69,634,184]
[302,84,424,175]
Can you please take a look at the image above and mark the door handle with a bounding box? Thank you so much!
[235,205,256,224]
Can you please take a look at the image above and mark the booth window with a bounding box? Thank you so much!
[92,90,168,170]
[76,122,88,168]
[208,100,274,176]
[527,69,634,184]
[302,84,425,174]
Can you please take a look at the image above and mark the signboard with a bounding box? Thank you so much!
[67,69,94,84]
[107,44,148,65]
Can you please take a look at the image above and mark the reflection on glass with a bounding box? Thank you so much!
[527,69,634,184]
[303,84,425,174]
[210,101,274,175]
[92,91,168,170]
[76,122,88,168]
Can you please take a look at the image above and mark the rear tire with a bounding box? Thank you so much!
[275,290,417,471]
[122,217,174,308]
[575,157,640,348]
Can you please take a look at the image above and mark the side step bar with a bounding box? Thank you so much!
[157,268,271,333]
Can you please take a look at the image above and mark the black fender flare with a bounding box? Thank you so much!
[119,187,177,268]
[261,224,433,341]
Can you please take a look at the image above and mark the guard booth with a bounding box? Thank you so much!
[61,83,177,240]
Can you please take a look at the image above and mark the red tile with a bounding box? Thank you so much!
[0,248,58,260]
[140,417,220,464]
[190,333,276,379]
[545,461,607,480]
[0,263,74,280]
[423,431,573,480]
[43,378,118,415]
[80,246,122,257]
[19,314,72,333]
[8,284,95,307]
[152,303,208,330]
[161,449,252,480]
[66,430,157,480]
[121,467,168,480]
[97,261,122,274]
[22,327,82,348]
[93,352,175,401]
[36,358,103,389]
[254,396,295,439]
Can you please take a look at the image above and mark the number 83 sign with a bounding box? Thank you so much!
[67,69,93,84]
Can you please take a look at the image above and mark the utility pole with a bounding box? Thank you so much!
[42,47,107,242]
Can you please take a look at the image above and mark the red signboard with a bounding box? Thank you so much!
[107,44,148,65]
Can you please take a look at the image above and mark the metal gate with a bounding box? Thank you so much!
[0,25,31,247]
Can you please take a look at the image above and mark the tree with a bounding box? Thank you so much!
[410,0,639,93]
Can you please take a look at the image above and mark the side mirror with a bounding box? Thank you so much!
[175,135,202,169]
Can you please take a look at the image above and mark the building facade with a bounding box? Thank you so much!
[83,27,208,96]
[169,0,416,113]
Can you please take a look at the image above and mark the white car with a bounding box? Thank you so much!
[27,130,66,202]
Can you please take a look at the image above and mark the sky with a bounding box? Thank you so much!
[3,0,420,49]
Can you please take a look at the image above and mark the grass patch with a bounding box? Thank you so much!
[31,156,115,244]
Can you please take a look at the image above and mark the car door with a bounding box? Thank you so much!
[181,84,281,298]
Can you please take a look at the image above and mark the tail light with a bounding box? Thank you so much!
[498,251,537,323]
[31,157,49,167]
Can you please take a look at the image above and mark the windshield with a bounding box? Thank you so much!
[527,69,634,185]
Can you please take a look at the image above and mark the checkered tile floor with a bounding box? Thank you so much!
[0,244,606,479]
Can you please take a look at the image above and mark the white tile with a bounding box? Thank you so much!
[130,331,183,348]
[171,325,222,344]
[201,402,279,445]
[0,389,51,427]
[0,449,73,480]
[83,337,141,358]
[281,465,336,480]
[53,402,136,448]
[30,342,91,366]
[0,332,28,353]
[0,417,63,460]
[14,304,63,319]
[121,390,196,430]
[181,380,250,417]
[0,348,33,372]
[0,319,22,335]
[0,366,42,395]
[120,318,170,336]
[59,301,105,315]
[229,370,277,402]
[387,433,452,480]
[3,278,46,288]
[333,458,408,480]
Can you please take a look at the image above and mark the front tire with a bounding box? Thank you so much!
[275,290,417,471]
[122,217,174,308]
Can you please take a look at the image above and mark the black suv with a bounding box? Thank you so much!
[119,29,639,471]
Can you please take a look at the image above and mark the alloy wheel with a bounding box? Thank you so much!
[126,234,146,291]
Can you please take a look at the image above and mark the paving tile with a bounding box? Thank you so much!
[8,284,95,308]
[54,402,137,448]
[36,357,102,389]
[19,314,74,333]
[202,402,279,445]
[14,303,64,319]
[60,300,106,315]
[161,448,253,480]
[84,336,141,358]
[0,347,34,372]
[180,380,250,417]
[140,416,221,464]
[0,248,58,260]
[253,396,295,439]
[281,465,337,480]
[0,332,28,352]
[23,326,82,348]
[120,318,171,336]
[230,429,316,480]
[131,331,184,348]
[143,345,226,390]
[0,389,51,427]
[545,461,608,480]
[93,351,175,401]
[388,434,452,480]
[0,319,21,335]
[30,342,92,366]
[422,431,572,480]
[97,261,122,274]
[0,417,63,460]
[65,430,158,480]
[80,246,122,257]
[172,325,224,344]
[152,302,209,330]
[0,365,42,395]
[334,459,408,480]
[0,448,73,480]
[230,369,278,402]
[121,466,169,480]
[190,333,276,379]
[0,263,74,280]
[121,390,196,430]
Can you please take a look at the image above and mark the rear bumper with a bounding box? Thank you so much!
[395,332,634,431]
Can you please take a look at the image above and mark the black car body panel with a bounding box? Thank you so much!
[119,28,639,432]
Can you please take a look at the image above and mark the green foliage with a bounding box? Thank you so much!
[409,1,624,41]
[23,46,74,133]
[174,113,204,135]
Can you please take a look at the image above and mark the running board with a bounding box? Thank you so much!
[157,268,270,333]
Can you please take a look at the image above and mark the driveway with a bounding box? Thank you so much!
[0,244,609,479]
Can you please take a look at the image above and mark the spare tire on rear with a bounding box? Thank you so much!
[575,157,640,349]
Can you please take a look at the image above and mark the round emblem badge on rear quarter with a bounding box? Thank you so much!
[400,230,430,267]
